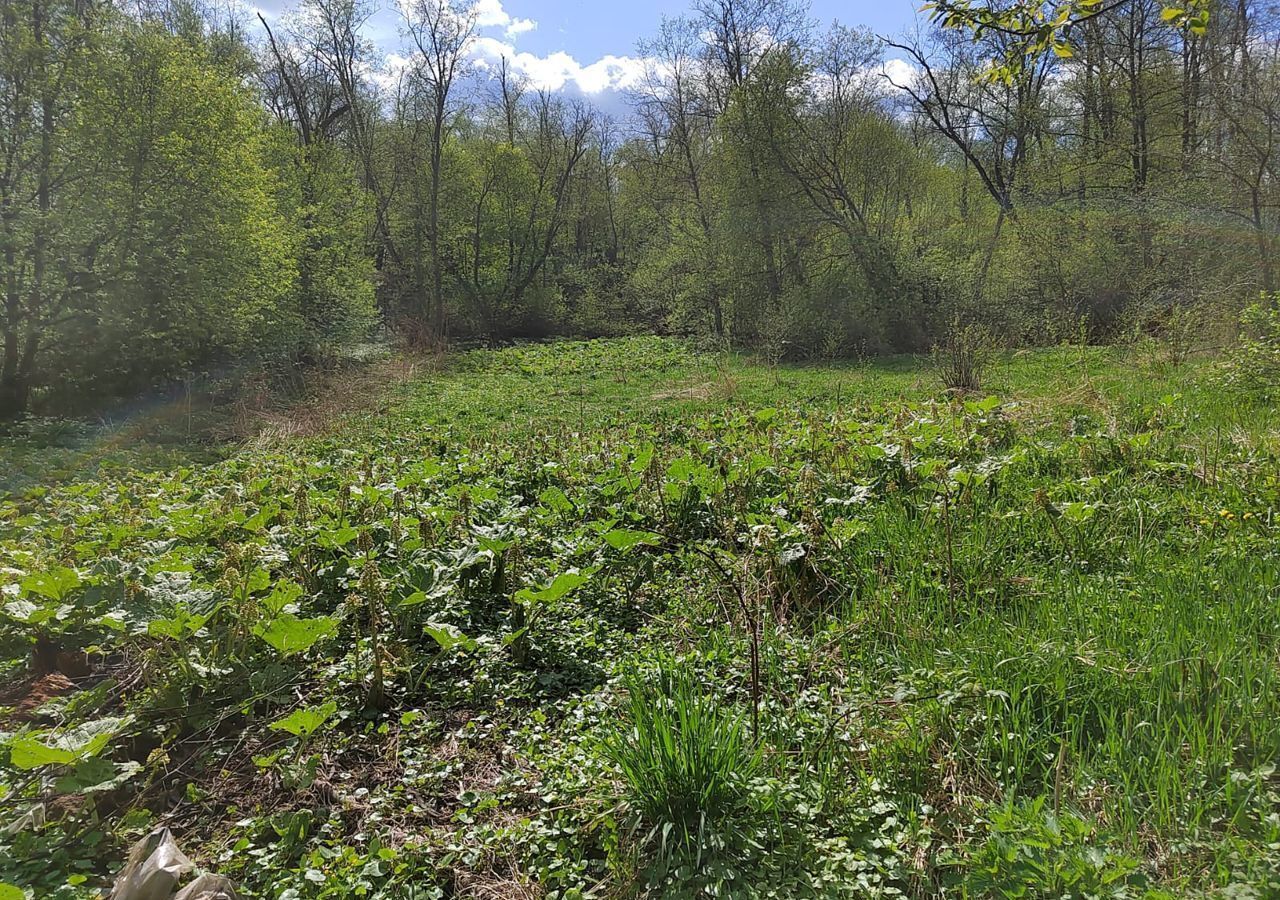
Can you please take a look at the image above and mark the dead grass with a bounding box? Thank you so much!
[0,672,77,723]
[227,353,440,447]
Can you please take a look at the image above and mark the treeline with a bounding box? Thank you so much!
[2,0,1278,415]
[0,0,374,416]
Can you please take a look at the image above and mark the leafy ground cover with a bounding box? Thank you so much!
[1,337,1278,898]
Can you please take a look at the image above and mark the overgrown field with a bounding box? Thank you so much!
[2,338,1279,898]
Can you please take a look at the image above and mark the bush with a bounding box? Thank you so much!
[605,661,761,857]
[965,798,1147,898]
[931,316,998,393]
[1226,297,1280,398]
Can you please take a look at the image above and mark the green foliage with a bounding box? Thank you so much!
[266,138,377,359]
[2,339,1279,898]
[965,799,1146,898]
[605,660,762,864]
[0,4,373,418]
[252,613,339,656]
[1226,297,1280,398]
[269,701,338,739]
[53,22,296,398]
[923,0,1210,80]
[7,717,132,770]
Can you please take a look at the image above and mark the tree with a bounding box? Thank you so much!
[886,27,1053,296]
[634,17,725,334]
[921,0,1210,79]
[694,0,809,319]
[448,91,593,341]
[0,0,93,416]
[402,0,475,339]
[257,8,376,359]
[57,22,296,395]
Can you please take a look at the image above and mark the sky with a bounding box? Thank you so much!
[251,0,925,115]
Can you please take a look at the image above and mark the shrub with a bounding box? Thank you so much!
[1226,297,1280,398]
[605,661,761,857]
[931,316,998,393]
[965,798,1147,898]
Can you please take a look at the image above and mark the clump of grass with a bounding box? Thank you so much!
[606,661,761,856]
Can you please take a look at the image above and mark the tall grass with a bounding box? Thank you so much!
[606,660,761,858]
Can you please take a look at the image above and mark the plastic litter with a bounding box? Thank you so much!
[173,875,239,900]
[107,828,193,900]
[106,827,201,900]
[2,802,45,836]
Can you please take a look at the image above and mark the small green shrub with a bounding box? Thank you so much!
[965,798,1147,898]
[605,661,761,856]
[1226,297,1280,398]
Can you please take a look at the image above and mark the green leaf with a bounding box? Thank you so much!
[1061,501,1098,525]
[53,758,142,794]
[253,614,338,656]
[965,395,1002,414]
[538,487,574,514]
[262,580,304,614]
[630,444,654,473]
[269,700,338,738]
[0,884,26,900]
[424,623,477,653]
[254,749,286,768]
[603,529,661,552]
[475,533,513,554]
[20,567,81,602]
[318,526,359,549]
[399,590,428,607]
[8,716,133,770]
[245,569,272,593]
[147,604,218,640]
[3,600,56,626]
[515,570,591,605]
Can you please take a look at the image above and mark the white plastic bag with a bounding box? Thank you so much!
[107,828,194,900]
[172,874,239,900]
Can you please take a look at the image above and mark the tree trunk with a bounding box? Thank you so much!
[976,206,1007,300]
[429,102,446,338]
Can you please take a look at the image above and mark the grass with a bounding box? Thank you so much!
[0,336,1277,898]
[606,660,761,855]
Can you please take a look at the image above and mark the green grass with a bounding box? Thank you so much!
[606,659,761,855]
[1,337,1278,898]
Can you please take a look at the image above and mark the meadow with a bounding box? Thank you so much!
[1,337,1278,898]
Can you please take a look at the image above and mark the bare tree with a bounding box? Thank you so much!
[765,25,908,298]
[402,0,476,337]
[256,10,350,147]
[634,16,724,333]
[886,27,1053,294]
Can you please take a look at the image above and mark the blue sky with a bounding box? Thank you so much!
[252,0,924,113]
[488,0,920,65]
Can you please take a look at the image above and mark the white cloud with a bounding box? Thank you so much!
[471,35,647,94]
[473,0,536,39]
[504,16,535,38]
[879,57,919,88]
[255,0,643,100]
[363,51,413,91]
